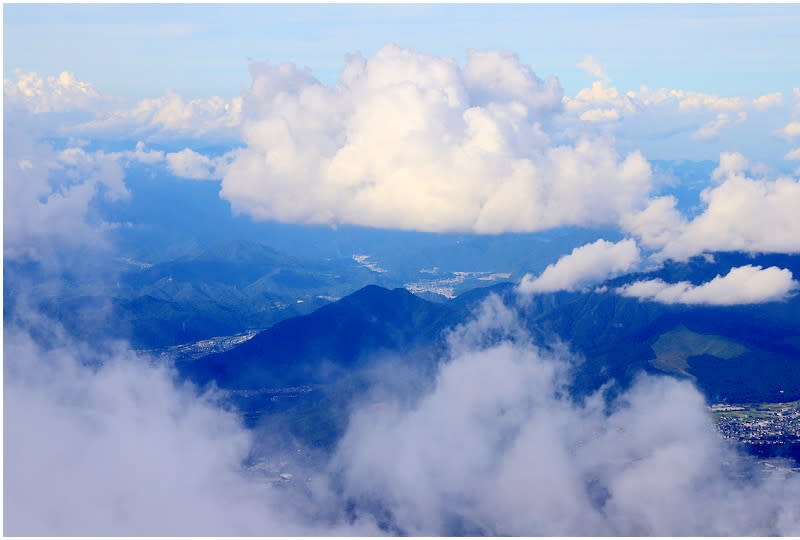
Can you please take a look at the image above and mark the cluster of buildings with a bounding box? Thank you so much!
[712,402,800,445]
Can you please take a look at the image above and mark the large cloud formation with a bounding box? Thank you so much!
[518,238,641,294]
[616,264,799,305]
[220,45,652,233]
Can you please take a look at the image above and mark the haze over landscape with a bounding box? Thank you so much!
[4,4,800,536]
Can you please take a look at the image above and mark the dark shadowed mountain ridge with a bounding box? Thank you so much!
[179,285,460,390]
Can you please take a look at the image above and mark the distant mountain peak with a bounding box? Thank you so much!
[348,284,414,298]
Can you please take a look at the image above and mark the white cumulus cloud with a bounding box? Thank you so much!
[752,92,783,111]
[782,121,800,138]
[580,108,620,122]
[80,90,242,141]
[616,264,798,305]
[619,195,687,250]
[3,69,105,113]
[518,238,641,294]
[3,122,134,262]
[577,55,610,82]
[4,69,241,141]
[165,148,239,180]
[564,81,636,117]
[625,153,800,260]
[677,92,747,112]
[220,45,653,234]
[661,153,800,259]
[563,82,787,156]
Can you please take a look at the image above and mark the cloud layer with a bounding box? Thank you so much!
[564,79,784,123]
[4,70,242,141]
[616,264,798,305]
[6,291,800,535]
[518,238,641,293]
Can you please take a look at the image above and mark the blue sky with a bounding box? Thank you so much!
[5,4,800,100]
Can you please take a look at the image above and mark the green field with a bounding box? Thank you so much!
[650,325,747,377]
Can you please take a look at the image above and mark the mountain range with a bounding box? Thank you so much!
[176,251,800,449]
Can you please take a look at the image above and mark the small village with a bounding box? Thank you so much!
[711,401,800,446]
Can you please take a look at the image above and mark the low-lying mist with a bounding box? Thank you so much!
[5,295,800,535]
